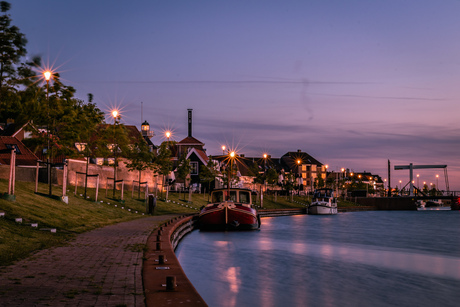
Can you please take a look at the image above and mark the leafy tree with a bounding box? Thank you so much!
[176,152,191,188]
[199,159,219,194]
[125,134,156,199]
[283,172,295,195]
[155,142,173,200]
[0,1,27,114]
[266,168,278,187]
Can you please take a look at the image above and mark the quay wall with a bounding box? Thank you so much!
[143,209,307,306]
[354,197,417,210]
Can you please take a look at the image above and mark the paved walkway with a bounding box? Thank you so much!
[0,215,176,307]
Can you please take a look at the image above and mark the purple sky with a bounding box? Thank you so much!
[12,0,460,190]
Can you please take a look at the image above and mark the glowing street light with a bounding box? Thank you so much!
[222,145,226,155]
[44,70,52,196]
[112,109,120,198]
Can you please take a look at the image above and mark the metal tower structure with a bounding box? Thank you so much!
[394,163,449,196]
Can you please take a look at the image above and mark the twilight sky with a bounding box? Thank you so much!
[12,0,460,190]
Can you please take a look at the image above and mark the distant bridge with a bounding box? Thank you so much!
[394,163,449,196]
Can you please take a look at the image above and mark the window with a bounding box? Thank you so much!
[5,144,21,154]
[75,143,87,152]
[212,191,223,203]
[239,191,251,204]
[190,162,199,175]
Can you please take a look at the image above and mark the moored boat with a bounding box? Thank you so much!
[199,188,260,230]
[416,200,451,211]
[308,188,338,215]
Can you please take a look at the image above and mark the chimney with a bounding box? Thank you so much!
[188,109,193,137]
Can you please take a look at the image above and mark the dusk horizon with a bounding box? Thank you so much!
[12,0,460,190]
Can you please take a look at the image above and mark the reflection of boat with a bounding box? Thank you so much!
[308,188,338,215]
[417,200,451,211]
[199,188,261,230]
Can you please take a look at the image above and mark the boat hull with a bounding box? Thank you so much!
[308,203,338,215]
[199,202,260,230]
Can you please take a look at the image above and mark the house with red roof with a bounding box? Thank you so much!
[174,109,209,186]
[0,136,39,167]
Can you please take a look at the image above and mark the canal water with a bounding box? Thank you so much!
[176,211,460,307]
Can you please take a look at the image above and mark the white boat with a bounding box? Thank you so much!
[416,200,451,211]
[308,188,338,215]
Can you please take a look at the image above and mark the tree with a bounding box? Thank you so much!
[200,159,218,194]
[266,168,278,188]
[176,152,191,188]
[0,1,27,112]
[125,135,156,199]
[155,142,173,200]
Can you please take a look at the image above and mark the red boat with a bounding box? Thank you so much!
[199,188,260,230]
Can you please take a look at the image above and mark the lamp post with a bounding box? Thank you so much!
[112,110,119,198]
[296,159,301,195]
[44,71,52,196]
[165,131,171,198]
[228,151,236,194]
[263,154,268,192]
[222,145,226,155]
[436,174,439,191]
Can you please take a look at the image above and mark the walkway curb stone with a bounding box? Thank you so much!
[0,215,176,307]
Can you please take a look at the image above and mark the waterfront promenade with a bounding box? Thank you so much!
[0,215,177,307]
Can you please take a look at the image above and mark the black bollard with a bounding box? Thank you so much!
[166,276,176,291]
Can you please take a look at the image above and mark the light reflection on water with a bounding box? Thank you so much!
[176,211,460,307]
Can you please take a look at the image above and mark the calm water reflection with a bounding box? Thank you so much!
[176,211,460,307]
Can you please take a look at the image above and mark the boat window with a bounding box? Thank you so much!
[229,191,237,202]
[212,191,224,203]
[239,191,250,204]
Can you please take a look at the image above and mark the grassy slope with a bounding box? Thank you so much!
[0,180,310,266]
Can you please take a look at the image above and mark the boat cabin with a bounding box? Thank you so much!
[211,189,252,204]
[313,188,333,198]
[313,188,336,203]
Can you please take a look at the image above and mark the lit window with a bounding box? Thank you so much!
[190,162,199,175]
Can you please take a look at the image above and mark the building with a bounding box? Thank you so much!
[280,150,327,191]
[173,109,208,186]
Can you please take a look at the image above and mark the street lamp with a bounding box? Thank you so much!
[436,174,439,191]
[228,151,236,190]
[44,70,52,196]
[112,109,119,198]
[297,159,301,195]
[222,145,226,155]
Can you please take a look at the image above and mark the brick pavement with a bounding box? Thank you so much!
[0,215,177,307]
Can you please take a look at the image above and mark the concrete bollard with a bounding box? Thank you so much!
[159,254,165,264]
[166,276,176,291]
[156,242,161,250]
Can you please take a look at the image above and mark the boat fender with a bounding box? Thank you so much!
[231,220,240,228]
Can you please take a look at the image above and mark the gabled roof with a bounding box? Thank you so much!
[177,136,204,146]
[281,151,323,167]
[0,136,39,166]
[186,147,209,165]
